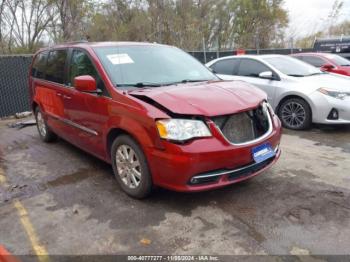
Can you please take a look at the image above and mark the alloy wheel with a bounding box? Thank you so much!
[116,145,141,189]
[281,101,306,129]
[36,111,47,137]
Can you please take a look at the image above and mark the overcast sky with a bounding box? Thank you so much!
[284,0,350,37]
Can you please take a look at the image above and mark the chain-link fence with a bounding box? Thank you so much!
[0,55,33,117]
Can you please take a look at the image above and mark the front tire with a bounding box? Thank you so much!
[278,98,312,130]
[35,107,57,142]
[111,135,153,199]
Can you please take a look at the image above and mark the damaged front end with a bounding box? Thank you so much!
[211,102,273,145]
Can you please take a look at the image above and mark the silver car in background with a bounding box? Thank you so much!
[206,55,350,130]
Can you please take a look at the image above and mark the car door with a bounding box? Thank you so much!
[62,48,110,158]
[234,58,280,104]
[33,49,71,137]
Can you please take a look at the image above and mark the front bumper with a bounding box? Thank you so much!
[146,115,282,192]
[310,92,350,124]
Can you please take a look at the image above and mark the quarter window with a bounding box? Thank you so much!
[31,51,48,79]
[45,50,68,84]
[237,59,270,78]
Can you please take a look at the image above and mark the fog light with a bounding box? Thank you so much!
[327,108,339,120]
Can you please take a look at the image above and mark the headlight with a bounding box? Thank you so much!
[156,119,211,141]
[318,88,349,100]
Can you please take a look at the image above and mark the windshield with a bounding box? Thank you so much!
[324,54,350,66]
[262,56,322,77]
[93,45,217,89]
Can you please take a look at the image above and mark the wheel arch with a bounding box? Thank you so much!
[105,123,161,162]
[276,94,313,119]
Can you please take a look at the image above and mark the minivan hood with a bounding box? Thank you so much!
[129,81,267,116]
[291,73,350,92]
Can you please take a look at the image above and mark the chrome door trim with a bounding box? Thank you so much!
[47,113,98,136]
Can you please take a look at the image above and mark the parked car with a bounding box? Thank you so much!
[291,52,350,77]
[29,42,282,198]
[206,55,350,130]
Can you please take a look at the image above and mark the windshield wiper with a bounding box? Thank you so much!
[287,74,305,77]
[181,79,210,83]
[164,79,211,85]
[306,72,324,76]
[116,82,162,88]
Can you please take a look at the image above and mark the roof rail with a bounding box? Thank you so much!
[65,40,89,44]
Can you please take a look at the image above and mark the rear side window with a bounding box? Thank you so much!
[211,59,239,75]
[45,50,68,84]
[31,52,48,79]
[302,56,326,67]
[237,59,270,77]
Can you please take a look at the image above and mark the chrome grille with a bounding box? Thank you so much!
[212,103,271,144]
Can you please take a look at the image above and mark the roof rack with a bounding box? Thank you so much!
[65,40,89,44]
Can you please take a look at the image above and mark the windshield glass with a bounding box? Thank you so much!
[324,54,350,66]
[93,45,217,89]
[262,56,322,77]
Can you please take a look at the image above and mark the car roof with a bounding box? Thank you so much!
[292,52,330,57]
[37,41,166,53]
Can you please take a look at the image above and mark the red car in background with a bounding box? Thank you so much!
[292,53,350,77]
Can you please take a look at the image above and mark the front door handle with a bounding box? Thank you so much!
[56,93,62,97]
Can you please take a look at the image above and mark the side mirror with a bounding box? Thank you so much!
[74,75,97,93]
[259,71,274,80]
[321,64,335,71]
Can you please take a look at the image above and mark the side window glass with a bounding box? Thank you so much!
[31,51,48,79]
[294,56,305,62]
[45,50,68,84]
[238,59,270,78]
[212,59,238,75]
[302,56,325,67]
[69,50,106,93]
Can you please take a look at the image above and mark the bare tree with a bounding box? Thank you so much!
[1,0,55,53]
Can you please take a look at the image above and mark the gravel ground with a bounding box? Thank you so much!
[0,117,350,258]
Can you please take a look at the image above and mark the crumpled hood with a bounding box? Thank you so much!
[129,80,267,116]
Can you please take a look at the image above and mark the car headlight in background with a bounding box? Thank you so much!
[156,119,211,141]
[317,88,349,100]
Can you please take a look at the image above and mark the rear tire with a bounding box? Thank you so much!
[278,98,312,130]
[34,107,57,142]
[111,135,153,199]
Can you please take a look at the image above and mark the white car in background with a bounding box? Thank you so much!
[206,55,350,130]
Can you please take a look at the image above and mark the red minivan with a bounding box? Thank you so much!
[29,42,282,198]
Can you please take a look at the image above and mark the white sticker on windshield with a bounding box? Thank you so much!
[107,54,134,65]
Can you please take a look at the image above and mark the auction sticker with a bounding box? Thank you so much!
[107,53,134,65]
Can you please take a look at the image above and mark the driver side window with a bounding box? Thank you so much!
[69,49,107,95]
